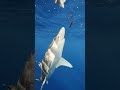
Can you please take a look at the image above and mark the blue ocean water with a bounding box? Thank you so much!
[35,0,85,90]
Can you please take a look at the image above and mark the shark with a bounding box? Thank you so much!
[54,0,66,8]
[38,27,73,90]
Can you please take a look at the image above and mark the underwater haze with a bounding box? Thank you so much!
[35,0,85,90]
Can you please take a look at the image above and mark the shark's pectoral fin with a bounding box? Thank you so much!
[56,57,73,68]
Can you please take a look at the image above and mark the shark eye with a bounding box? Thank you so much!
[54,37,56,40]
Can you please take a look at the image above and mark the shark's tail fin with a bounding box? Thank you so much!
[40,77,46,90]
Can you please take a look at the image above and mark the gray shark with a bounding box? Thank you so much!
[54,0,66,8]
[38,27,73,90]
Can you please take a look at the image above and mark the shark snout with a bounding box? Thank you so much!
[54,27,65,43]
[59,27,65,38]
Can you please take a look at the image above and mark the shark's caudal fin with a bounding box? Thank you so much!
[56,57,73,68]
[40,77,46,90]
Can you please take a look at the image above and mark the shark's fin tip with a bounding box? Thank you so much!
[56,57,73,68]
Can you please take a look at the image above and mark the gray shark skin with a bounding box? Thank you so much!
[54,0,66,8]
[38,27,73,90]
[7,52,35,90]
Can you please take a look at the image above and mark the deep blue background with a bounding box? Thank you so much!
[35,0,85,90]
[1,0,120,90]
[86,0,120,90]
[0,0,34,89]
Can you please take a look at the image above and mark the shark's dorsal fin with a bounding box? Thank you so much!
[56,57,73,68]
